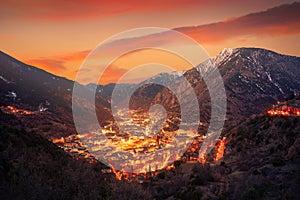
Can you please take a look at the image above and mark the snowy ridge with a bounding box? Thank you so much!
[212,48,234,65]
[196,48,237,75]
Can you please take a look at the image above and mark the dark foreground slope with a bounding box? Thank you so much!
[176,97,300,199]
[222,114,300,199]
[0,126,111,200]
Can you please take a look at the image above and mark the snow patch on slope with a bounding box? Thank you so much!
[274,82,284,94]
[255,83,265,92]
[238,74,250,84]
[0,75,11,83]
[6,91,17,100]
[265,72,284,94]
[266,72,272,82]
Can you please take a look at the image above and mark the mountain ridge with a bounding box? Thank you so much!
[1,47,299,137]
[125,47,300,133]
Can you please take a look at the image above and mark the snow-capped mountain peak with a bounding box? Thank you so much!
[195,48,237,75]
[212,48,238,66]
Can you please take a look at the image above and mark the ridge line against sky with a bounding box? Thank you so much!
[1,1,299,84]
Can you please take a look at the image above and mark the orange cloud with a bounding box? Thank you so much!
[91,2,300,57]
[25,2,300,84]
[57,50,90,62]
[0,0,217,22]
[27,58,66,74]
[27,50,90,78]
[175,2,300,43]
[99,64,128,84]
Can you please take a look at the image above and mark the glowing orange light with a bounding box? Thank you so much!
[52,137,65,144]
[0,105,34,115]
[266,106,300,117]
[165,163,175,171]
[112,168,123,181]
[214,138,226,161]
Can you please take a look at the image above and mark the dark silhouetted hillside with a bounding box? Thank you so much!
[0,126,111,200]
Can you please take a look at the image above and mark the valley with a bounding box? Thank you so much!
[0,48,299,199]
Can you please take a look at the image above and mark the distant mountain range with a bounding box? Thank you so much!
[93,47,300,131]
[0,48,299,138]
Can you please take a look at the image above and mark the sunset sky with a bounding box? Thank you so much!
[1,0,299,84]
